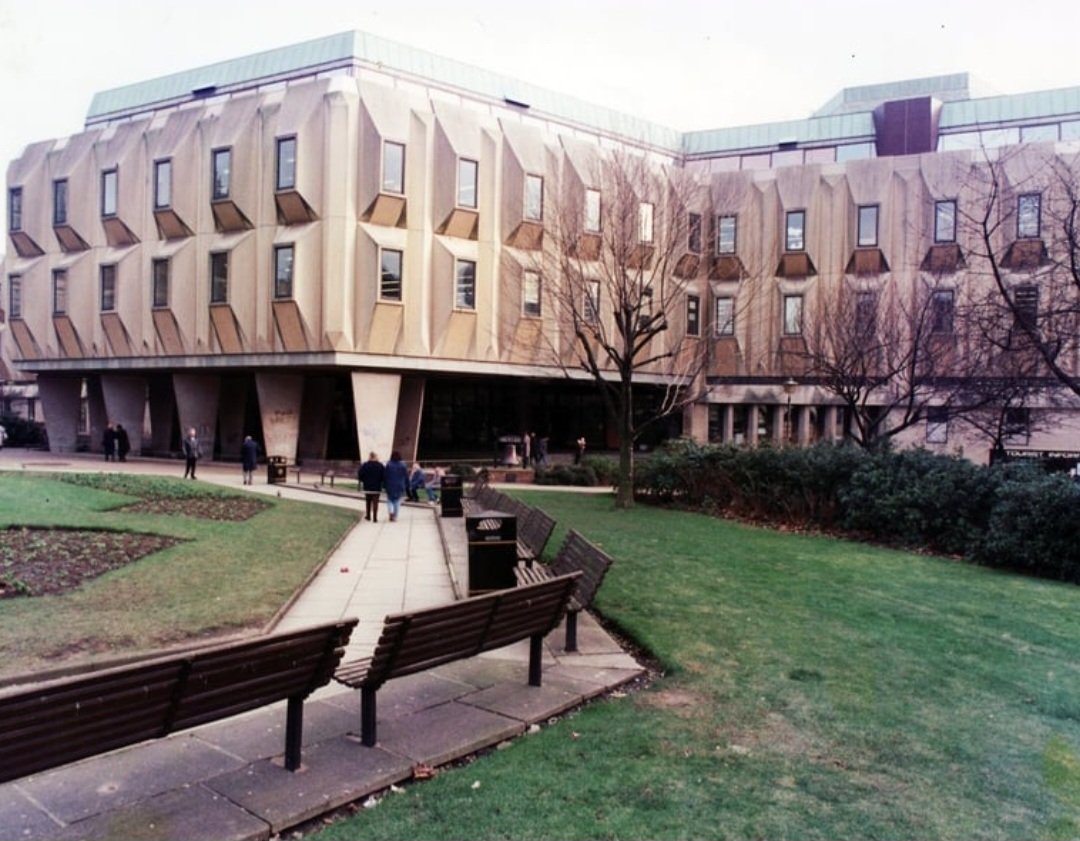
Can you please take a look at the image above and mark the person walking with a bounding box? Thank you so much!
[384,451,409,522]
[241,435,258,485]
[357,452,385,522]
[536,434,549,467]
[103,423,117,462]
[116,424,131,462]
[182,427,201,479]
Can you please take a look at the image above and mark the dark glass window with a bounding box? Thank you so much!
[716,214,737,254]
[584,189,601,233]
[934,200,957,243]
[931,289,955,333]
[210,252,229,303]
[380,249,403,301]
[523,270,541,317]
[52,269,67,314]
[783,294,803,335]
[455,259,476,309]
[688,213,702,253]
[855,291,877,334]
[785,210,805,251]
[524,174,543,221]
[100,264,117,311]
[275,137,296,191]
[382,141,405,194]
[857,205,879,247]
[8,274,22,318]
[457,159,478,208]
[1014,285,1038,330]
[53,179,68,225]
[686,294,700,336]
[715,297,734,336]
[212,148,231,200]
[8,188,21,232]
[154,160,172,209]
[1018,193,1041,239]
[584,281,600,323]
[274,245,294,299]
[152,259,169,308]
[101,168,118,217]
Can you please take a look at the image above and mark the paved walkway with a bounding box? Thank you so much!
[0,450,642,840]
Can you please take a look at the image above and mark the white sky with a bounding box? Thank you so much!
[2,0,1079,232]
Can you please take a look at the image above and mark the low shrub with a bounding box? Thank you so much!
[534,464,599,486]
[0,414,47,448]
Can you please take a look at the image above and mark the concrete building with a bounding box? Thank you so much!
[3,32,1080,463]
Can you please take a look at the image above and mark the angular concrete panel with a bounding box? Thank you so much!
[173,373,220,458]
[255,373,303,462]
[37,376,83,453]
[351,371,401,461]
[100,374,146,456]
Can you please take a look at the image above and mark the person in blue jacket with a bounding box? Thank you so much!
[383,452,409,522]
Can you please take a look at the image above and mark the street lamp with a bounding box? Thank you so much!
[782,378,798,444]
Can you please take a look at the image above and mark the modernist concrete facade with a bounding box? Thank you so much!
[3,32,1080,463]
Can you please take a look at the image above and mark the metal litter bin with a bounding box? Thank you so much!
[440,473,463,517]
[267,455,287,484]
[466,510,517,594]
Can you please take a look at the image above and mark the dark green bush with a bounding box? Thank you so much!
[534,464,599,486]
[581,455,619,486]
[0,414,47,448]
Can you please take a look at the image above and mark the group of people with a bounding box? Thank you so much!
[102,422,132,462]
[518,432,587,466]
[357,452,443,522]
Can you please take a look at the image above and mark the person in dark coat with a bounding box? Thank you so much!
[241,435,258,485]
[115,424,131,462]
[384,452,409,522]
[103,423,117,461]
[357,452,386,522]
[182,427,201,479]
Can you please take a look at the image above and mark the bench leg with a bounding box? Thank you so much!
[361,686,377,747]
[285,696,304,771]
[564,611,579,653]
[528,634,543,686]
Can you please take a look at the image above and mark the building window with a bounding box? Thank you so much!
[716,214,737,254]
[523,270,541,317]
[1014,285,1038,330]
[212,148,231,200]
[101,168,118,217]
[8,275,21,318]
[638,202,654,243]
[584,280,600,323]
[584,189,601,233]
[926,407,948,444]
[524,174,543,222]
[686,294,700,337]
[715,297,734,336]
[931,289,955,334]
[934,200,957,243]
[1017,193,1041,239]
[152,258,169,308]
[688,213,702,254]
[1004,407,1031,444]
[7,187,21,231]
[210,252,229,303]
[274,245,294,299]
[455,259,476,310]
[100,264,117,312]
[783,294,803,335]
[275,136,297,192]
[53,179,68,225]
[857,204,879,247]
[380,248,403,301]
[785,210,805,252]
[382,141,405,194]
[52,269,67,315]
[855,290,877,334]
[153,160,171,209]
[457,158,478,209]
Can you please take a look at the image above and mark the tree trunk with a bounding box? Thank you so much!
[615,383,634,508]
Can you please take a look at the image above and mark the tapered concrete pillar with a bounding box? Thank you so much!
[392,377,425,462]
[773,404,786,443]
[37,376,83,453]
[683,403,708,444]
[797,405,812,445]
[255,373,304,461]
[101,375,146,456]
[722,405,735,443]
[823,405,839,442]
[173,373,220,459]
[86,376,108,456]
[746,405,759,445]
[147,375,176,454]
[298,377,335,460]
[218,375,249,461]
[352,372,401,461]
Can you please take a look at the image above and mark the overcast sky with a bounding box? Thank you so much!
[2,0,1079,231]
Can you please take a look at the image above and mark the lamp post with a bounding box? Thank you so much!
[782,378,798,444]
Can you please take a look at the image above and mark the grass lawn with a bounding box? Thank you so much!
[0,472,356,679]
[312,491,1080,840]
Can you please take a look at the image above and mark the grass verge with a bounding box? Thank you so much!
[311,490,1080,840]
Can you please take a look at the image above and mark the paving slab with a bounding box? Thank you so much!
[321,671,477,722]
[375,701,525,766]
[459,677,584,722]
[0,786,62,840]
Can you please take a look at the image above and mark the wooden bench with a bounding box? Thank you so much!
[0,619,357,783]
[517,506,556,565]
[333,573,581,746]
[290,458,357,487]
[515,529,613,652]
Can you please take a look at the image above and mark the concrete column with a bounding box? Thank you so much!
[823,405,839,442]
[173,373,220,459]
[100,375,146,456]
[722,405,734,443]
[147,375,176,454]
[746,405,759,445]
[298,376,335,460]
[392,376,426,462]
[352,371,402,461]
[683,403,708,444]
[86,376,107,456]
[773,404,786,443]
[37,376,83,453]
[255,373,304,461]
[797,405,812,445]
[217,375,248,461]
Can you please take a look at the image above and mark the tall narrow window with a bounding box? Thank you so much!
[783,294,804,335]
[523,270,541,317]
[455,259,476,310]
[154,159,172,209]
[152,258,169,308]
[524,174,544,221]
[1004,407,1031,443]
[275,136,297,191]
[686,294,700,336]
[7,188,21,231]
[457,158,478,209]
[584,280,600,322]
[857,204,879,247]
[53,179,68,225]
[100,265,117,312]
[8,275,22,318]
[931,289,954,334]
[785,210,805,251]
[855,290,877,334]
[716,214,737,254]
[380,248,403,301]
[715,297,734,336]
[212,148,231,200]
[688,213,702,253]
[1014,285,1038,330]
[210,252,229,303]
[1018,193,1041,239]
[101,168,118,217]
[934,200,957,243]
[638,202,654,243]
[52,269,67,315]
[926,407,949,444]
[274,244,294,299]
[382,141,405,194]
[584,189,601,233]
